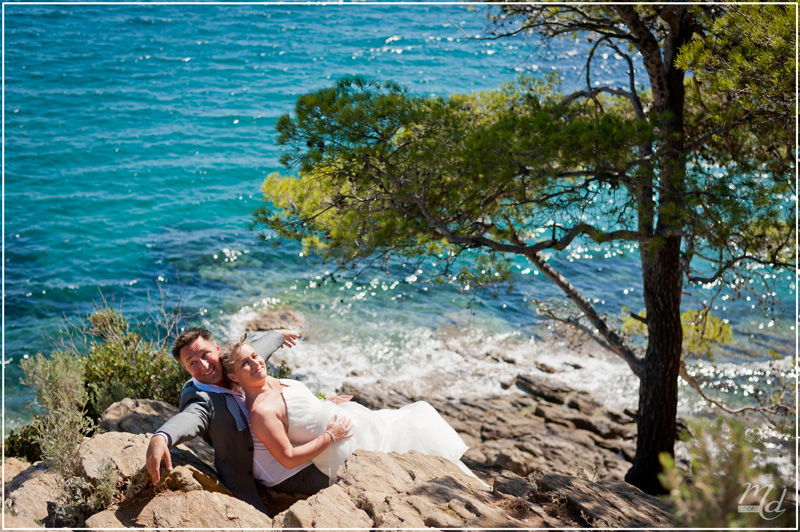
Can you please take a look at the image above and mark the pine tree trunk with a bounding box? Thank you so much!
[624,9,694,495]
[625,236,683,494]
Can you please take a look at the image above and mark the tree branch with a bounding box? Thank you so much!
[605,39,646,120]
[615,5,670,106]
[686,252,795,284]
[525,251,644,378]
[680,361,787,416]
[683,114,753,154]
[560,86,637,108]
[488,6,635,42]
[529,223,651,253]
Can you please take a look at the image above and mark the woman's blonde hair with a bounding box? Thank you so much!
[219,331,249,377]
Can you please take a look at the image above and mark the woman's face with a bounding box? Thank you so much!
[228,343,268,386]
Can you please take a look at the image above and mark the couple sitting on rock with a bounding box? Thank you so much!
[145,327,478,514]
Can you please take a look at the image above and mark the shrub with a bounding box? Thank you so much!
[20,351,86,412]
[82,308,185,419]
[659,417,793,527]
[20,351,118,527]
[3,420,41,462]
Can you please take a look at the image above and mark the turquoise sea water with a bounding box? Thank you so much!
[3,3,795,427]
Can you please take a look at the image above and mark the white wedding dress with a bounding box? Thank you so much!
[279,379,474,483]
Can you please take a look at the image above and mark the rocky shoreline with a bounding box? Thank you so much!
[3,375,673,529]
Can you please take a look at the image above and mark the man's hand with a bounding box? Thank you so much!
[326,395,353,405]
[145,433,173,484]
[280,331,300,348]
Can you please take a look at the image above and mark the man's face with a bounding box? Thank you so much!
[179,336,225,386]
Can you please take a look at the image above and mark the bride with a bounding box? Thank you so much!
[219,333,477,484]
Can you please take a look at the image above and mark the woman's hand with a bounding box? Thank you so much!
[326,394,353,405]
[325,414,354,442]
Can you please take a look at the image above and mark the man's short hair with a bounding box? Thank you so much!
[172,327,214,361]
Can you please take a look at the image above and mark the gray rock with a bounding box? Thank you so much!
[163,465,232,496]
[337,450,525,528]
[3,457,44,496]
[85,509,126,529]
[338,449,488,495]
[79,432,151,484]
[515,374,573,404]
[340,372,636,484]
[78,430,221,494]
[494,469,671,528]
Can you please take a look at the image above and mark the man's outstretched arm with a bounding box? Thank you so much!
[145,399,211,484]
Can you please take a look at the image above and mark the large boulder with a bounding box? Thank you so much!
[99,398,215,465]
[273,484,372,528]
[79,432,151,484]
[3,467,60,524]
[275,450,527,529]
[111,489,271,529]
[99,398,178,434]
[537,473,673,528]
[3,457,42,495]
[78,431,221,489]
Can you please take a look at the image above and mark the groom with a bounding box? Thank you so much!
[145,327,329,513]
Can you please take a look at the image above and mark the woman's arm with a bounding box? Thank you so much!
[250,405,352,469]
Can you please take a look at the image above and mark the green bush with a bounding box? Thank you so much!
[20,351,118,527]
[20,351,86,412]
[659,417,793,527]
[12,303,193,525]
[83,308,185,419]
[3,420,42,462]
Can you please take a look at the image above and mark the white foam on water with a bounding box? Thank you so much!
[222,303,794,440]
[223,302,645,410]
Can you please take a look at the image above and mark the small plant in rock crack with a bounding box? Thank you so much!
[576,459,605,482]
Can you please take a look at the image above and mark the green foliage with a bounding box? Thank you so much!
[256,75,651,270]
[47,457,119,528]
[20,351,118,527]
[3,420,42,462]
[659,417,792,527]
[20,351,86,412]
[677,4,796,138]
[83,308,185,419]
[621,308,733,359]
[268,360,293,380]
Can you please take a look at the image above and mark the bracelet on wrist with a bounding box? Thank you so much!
[325,430,336,443]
